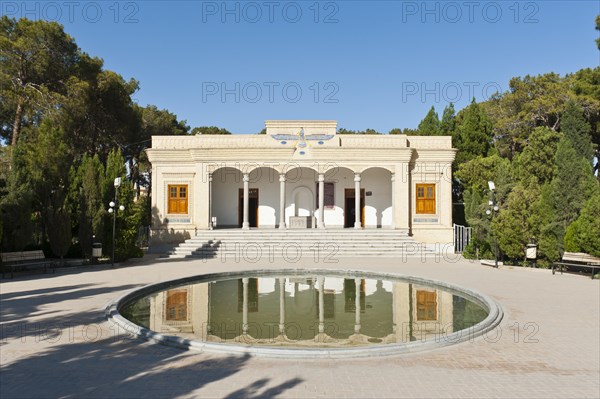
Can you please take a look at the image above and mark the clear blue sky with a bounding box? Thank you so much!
[7,0,599,134]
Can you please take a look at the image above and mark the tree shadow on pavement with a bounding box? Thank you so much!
[1,283,142,342]
[0,336,259,398]
[224,377,304,399]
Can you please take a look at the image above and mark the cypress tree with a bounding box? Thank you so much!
[417,106,441,136]
[551,137,596,246]
[514,127,561,186]
[560,101,594,163]
[453,99,494,166]
[564,191,600,257]
[440,103,456,136]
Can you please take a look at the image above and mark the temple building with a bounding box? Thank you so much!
[146,120,457,252]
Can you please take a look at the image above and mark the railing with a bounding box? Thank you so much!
[453,223,472,253]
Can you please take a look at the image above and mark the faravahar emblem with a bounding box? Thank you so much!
[271,128,335,157]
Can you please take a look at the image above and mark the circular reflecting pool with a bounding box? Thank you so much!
[110,270,502,357]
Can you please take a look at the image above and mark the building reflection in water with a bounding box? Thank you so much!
[122,276,487,348]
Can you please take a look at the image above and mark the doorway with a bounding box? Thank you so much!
[344,188,365,228]
[238,188,259,227]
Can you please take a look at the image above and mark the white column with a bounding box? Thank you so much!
[392,284,397,336]
[242,173,250,229]
[390,173,396,229]
[354,278,361,334]
[318,276,325,333]
[354,173,361,229]
[394,163,410,234]
[279,277,285,335]
[208,173,213,230]
[318,173,325,229]
[193,163,210,229]
[242,277,249,335]
[279,174,286,229]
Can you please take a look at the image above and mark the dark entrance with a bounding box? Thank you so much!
[344,188,365,228]
[238,188,259,227]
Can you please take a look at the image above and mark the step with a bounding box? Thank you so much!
[162,229,440,259]
[165,243,438,259]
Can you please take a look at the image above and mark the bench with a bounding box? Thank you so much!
[1,250,56,279]
[553,252,600,280]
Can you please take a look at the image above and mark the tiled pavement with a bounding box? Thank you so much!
[1,254,598,398]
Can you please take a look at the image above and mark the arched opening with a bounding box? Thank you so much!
[361,167,393,228]
[322,166,359,228]
[212,167,243,228]
[285,167,318,227]
[292,186,314,217]
[249,166,280,228]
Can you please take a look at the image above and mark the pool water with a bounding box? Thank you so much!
[120,273,488,348]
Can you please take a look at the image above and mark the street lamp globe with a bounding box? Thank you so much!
[486,210,491,215]
[119,205,125,211]
[109,201,115,207]
[108,208,114,214]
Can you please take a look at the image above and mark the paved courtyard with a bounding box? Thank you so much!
[1,254,599,398]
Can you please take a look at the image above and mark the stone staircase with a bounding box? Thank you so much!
[163,229,441,260]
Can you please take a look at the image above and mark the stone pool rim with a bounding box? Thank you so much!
[105,269,504,359]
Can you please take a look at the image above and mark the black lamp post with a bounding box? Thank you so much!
[486,181,500,268]
[108,177,125,267]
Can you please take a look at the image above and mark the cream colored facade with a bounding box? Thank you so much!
[146,120,457,249]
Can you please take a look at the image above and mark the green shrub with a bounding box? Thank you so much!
[462,238,495,260]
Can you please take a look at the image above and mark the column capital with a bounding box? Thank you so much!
[243,173,250,182]
[318,173,325,182]
[279,174,286,183]
[354,173,361,182]
[390,172,395,182]
[208,173,213,182]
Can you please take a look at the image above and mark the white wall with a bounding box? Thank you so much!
[410,162,454,245]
